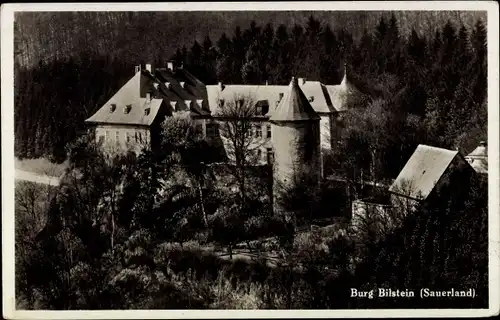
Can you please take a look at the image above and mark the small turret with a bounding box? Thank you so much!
[341,62,349,86]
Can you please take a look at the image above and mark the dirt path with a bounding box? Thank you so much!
[15,169,61,186]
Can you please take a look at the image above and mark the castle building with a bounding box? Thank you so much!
[206,66,361,156]
[86,61,361,165]
[85,62,210,155]
[85,61,363,206]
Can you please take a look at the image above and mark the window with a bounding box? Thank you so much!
[266,148,274,164]
[256,105,262,115]
[98,135,105,144]
[105,130,110,141]
[115,131,120,145]
[126,132,131,144]
[266,124,271,138]
[257,149,262,160]
[207,123,218,137]
[255,124,262,138]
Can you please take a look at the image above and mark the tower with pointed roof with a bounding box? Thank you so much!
[269,77,322,212]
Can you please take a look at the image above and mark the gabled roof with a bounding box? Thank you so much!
[269,77,320,122]
[389,145,460,201]
[85,72,164,126]
[206,79,346,118]
[206,77,359,117]
[85,67,209,126]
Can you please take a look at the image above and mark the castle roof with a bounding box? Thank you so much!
[325,64,362,112]
[389,145,462,201]
[206,76,355,118]
[85,66,209,126]
[269,77,321,122]
[85,72,164,126]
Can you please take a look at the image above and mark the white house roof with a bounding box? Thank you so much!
[85,67,209,126]
[465,141,488,174]
[85,72,164,126]
[206,74,358,117]
[389,145,460,200]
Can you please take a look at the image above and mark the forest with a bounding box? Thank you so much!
[14,12,488,309]
[14,14,487,176]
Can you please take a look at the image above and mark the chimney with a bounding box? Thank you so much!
[265,80,269,86]
[180,81,186,88]
[146,92,151,102]
[145,64,152,73]
[167,61,174,71]
[298,78,306,85]
[218,81,225,91]
[134,65,141,74]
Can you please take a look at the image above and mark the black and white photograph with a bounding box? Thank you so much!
[2,2,499,318]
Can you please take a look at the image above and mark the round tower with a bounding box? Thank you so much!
[269,77,322,212]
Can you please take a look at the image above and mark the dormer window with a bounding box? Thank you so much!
[170,101,178,111]
[308,96,314,102]
[109,104,117,112]
[196,99,203,107]
[279,93,284,100]
[256,106,262,115]
[165,82,171,89]
[144,108,150,116]
[124,104,132,114]
[184,100,192,109]
[180,81,186,88]
[153,83,159,90]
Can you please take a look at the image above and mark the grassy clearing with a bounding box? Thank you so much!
[15,157,69,177]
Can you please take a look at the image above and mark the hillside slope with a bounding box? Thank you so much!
[15,11,486,69]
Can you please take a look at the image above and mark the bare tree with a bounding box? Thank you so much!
[214,94,268,204]
[15,180,56,243]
